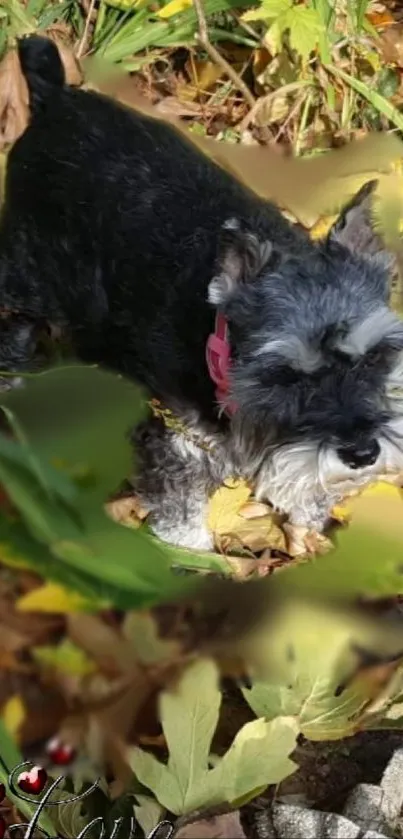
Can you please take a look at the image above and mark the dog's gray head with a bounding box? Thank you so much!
[208,181,403,527]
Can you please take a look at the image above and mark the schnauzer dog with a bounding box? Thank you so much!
[1,34,403,550]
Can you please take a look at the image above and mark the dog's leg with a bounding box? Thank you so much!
[130,419,217,552]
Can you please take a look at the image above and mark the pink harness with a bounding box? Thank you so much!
[206,313,237,416]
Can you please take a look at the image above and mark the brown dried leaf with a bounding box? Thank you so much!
[239,501,272,519]
[0,649,24,673]
[379,25,403,67]
[50,37,83,86]
[183,59,224,101]
[222,552,277,579]
[0,621,30,653]
[106,494,149,528]
[0,49,29,150]
[175,811,246,838]
[0,592,63,645]
[219,516,286,555]
[155,96,203,118]
[67,613,140,677]
[283,523,332,557]
[137,732,166,748]
[19,681,68,747]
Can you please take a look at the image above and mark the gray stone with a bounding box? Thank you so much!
[343,783,388,833]
[380,745,403,824]
[362,833,389,838]
[272,804,362,839]
[252,745,403,839]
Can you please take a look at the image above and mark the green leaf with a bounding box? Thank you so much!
[286,5,323,62]
[326,65,403,133]
[0,365,147,504]
[134,795,166,836]
[0,455,82,545]
[46,791,89,839]
[122,612,180,664]
[208,716,298,806]
[243,0,290,22]
[32,639,96,676]
[246,0,322,61]
[45,780,107,839]
[265,3,322,61]
[242,600,403,740]
[0,480,200,611]
[0,365,207,610]
[277,521,403,600]
[130,659,297,814]
[50,508,203,608]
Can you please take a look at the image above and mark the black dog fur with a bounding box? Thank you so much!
[1,35,403,549]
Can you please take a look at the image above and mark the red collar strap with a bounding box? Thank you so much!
[206,313,238,416]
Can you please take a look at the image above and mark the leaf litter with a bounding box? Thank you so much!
[2,21,403,836]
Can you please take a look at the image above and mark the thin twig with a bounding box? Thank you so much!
[273,90,306,144]
[230,10,264,46]
[76,0,97,59]
[238,80,312,133]
[192,0,261,126]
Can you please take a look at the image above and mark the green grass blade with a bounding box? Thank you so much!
[97,0,250,63]
[326,64,403,133]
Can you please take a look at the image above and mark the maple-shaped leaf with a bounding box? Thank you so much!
[242,600,403,740]
[244,0,322,63]
[130,659,298,815]
[207,479,286,554]
[243,0,290,22]
[285,5,323,62]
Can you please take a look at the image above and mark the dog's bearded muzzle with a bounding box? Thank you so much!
[249,362,403,530]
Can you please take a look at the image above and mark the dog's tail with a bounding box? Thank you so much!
[18,35,65,114]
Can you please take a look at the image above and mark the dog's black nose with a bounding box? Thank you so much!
[337,439,380,469]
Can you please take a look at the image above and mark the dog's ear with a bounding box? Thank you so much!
[327,180,392,266]
[208,219,273,306]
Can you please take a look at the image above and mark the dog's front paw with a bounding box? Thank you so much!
[151,518,214,552]
[0,375,25,392]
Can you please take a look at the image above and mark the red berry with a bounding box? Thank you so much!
[0,784,4,803]
[46,737,76,766]
[17,766,47,795]
[0,815,5,839]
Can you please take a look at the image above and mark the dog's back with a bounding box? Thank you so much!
[1,36,307,406]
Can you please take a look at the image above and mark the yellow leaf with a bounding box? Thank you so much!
[357,481,403,498]
[309,215,337,239]
[345,479,403,543]
[207,480,286,554]
[0,541,33,571]
[207,479,252,535]
[157,0,192,18]
[331,503,351,523]
[186,59,223,93]
[16,582,103,614]
[2,695,26,741]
